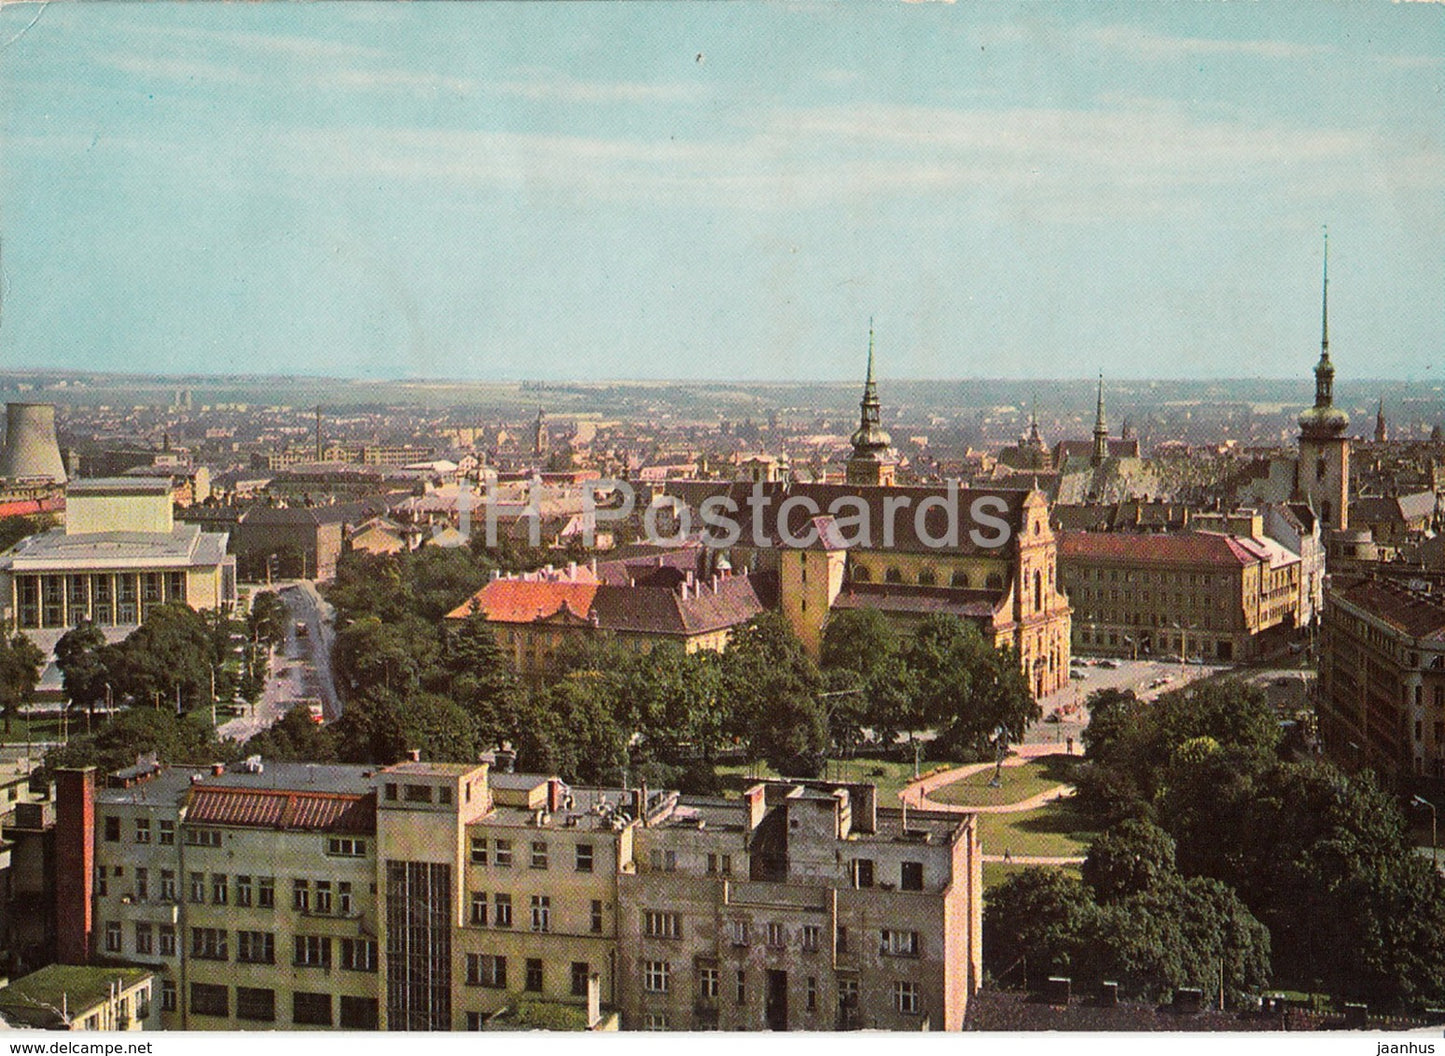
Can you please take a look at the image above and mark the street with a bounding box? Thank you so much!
[217,580,340,741]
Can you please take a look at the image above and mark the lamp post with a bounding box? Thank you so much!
[1414,795,1438,869]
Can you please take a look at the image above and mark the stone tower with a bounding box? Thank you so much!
[1296,230,1350,532]
[845,324,897,487]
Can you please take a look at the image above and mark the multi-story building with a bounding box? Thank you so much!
[58,757,981,1033]
[0,478,236,633]
[1059,527,1301,662]
[1319,573,1445,789]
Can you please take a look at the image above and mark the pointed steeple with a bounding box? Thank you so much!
[1091,374,1108,466]
[847,320,896,485]
[1299,227,1348,439]
[1375,396,1388,443]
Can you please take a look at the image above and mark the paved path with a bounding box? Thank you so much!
[902,751,1085,865]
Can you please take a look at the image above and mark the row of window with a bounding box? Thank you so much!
[469,837,594,872]
[851,858,925,891]
[101,868,362,914]
[103,923,375,971]
[102,819,366,861]
[469,891,605,934]
[850,565,1006,591]
[188,983,377,1028]
[465,955,593,997]
[639,963,920,1016]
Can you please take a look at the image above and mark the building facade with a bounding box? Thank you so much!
[61,758,981,1033]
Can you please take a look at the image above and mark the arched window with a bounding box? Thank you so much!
[918,569,937,587]
[986,573,1004,590]
[1034,570,1043,611]
[885,568,904,584]
[851,564,871,583]
[951,571,970,588]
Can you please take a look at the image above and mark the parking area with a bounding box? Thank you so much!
[1021,656,1231,750]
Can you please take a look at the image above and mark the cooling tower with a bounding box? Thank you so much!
[0,403,68,484]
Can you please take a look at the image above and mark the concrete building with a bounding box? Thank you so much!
[0,479,236,633]
[60,757,981,1033]
[0,964,156,1030]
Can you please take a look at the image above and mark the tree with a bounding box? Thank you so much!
[42,706,231,781]
[241,703,339,762]
[0,634,45,734]
[54,621,111,721]
[721,614,826,776]
[110,604,215,709]
[1082,819,1179,902]
[983,867,1094,988]
[906,615,1038,758]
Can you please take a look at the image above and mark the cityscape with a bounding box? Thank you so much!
[1,0,1444,1042]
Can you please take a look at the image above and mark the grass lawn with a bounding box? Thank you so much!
[0,714,75,744]
[976,800,1097,860]
[929,755,1076,808]
[717,757,960,804]
[983,860,1080,893]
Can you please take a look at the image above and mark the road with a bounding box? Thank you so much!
[217,580,340,742]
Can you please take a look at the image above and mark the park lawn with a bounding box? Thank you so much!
[928,754,1076,808]
[0,714,74,744]
[717,757,959,805]
[976,801,1098,860]
[983,860,1080,893]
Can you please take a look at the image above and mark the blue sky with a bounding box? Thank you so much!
[1,2,1441,382]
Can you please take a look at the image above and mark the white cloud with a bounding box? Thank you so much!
[1077,24,1336,62]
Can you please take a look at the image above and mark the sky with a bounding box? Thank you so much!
[0,2,1442,383]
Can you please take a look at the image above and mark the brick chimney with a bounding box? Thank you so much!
[55,767,96,964]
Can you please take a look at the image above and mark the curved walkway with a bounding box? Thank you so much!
[902,750,1085,865]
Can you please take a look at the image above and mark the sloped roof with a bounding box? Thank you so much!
[448,579,599,623]
[592,574,766,636]
[186,785,375,834]
[1059,530,1257,568]
[1331,577,1445,640]
[830,582,1004,621]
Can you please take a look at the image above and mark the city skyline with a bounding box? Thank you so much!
[1,2,1442,382]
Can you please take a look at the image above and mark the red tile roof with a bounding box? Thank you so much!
[447,580,599,623]
[1058,530,1257,568]
[1331,577,1445,640]
[186,785,375,834]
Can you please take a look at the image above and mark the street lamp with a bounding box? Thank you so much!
[1413,795,1437,870]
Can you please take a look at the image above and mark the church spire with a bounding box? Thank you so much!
[1314,227,1335,410]
[1091,373,1108,466]
[847,320,895,485]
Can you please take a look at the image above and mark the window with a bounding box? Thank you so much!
[315,880,333,914]
[135,867,149,901]
[293,935,331,968]
[135,922,153,955]
[404,784,432,803]
[494,839,513,868]
[531,841,549,869]
[644,910,681,939]
[211,873,228,905]
[257,876,275,908]
[161,981,176,1013]
[901,861,923,891]
[736,970,747,1005]
[649,849,677,872]
[470,892,488,926]
[189,872,205,903]
[730,920,749,947]
[531,894,551,932]
[466,1012,485,1032]
[494,893,513,928]
[238,930,275,964]
[893,981,920,1015]
[293,879,310,912]
[836,926,848,954]
[801,925,820,952]
[766,922,786,948]
[186,828,221,848]
[467,953,506,988]
[807,976,818,1012]
[339,997,378,1030]
[158,820,174,846]
[96,866,107,898]
[525,958,544,993]
[135,818,151,844]
[236,987,275,1023]
[189,982,228,1018]
[571,962,591,998]
[340,937,377,972]
[643,961,671,993]
[105,921,121,953]
[882,930,920,957]
[326,837,366,857]
[293,992,332,1027]
[236,875,252,907]
[339,881,353,915]
[575,843,594,873]
[698,966,719,1000]
[384,783,398,801]
[158,925,176,957]
[645,1013,669,1031]
[470,837,488,865]
[853,858,874,888]
[104,816,120,842]
[439,786,452,805]
[191,927,227,961]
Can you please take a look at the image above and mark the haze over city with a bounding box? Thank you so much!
[1,2,1442,382]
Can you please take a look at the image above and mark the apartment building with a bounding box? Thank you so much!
[59,758,981,1032]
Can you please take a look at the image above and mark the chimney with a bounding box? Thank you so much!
[211,762,225,776]
[408,748,422,763]
[1099,981,1119,1007]
[55,767,96,964]
[1045,977,1071,1007]
[547,777,563,814]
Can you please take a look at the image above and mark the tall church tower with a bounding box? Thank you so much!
[1297,230,1350,532]
[1374,398,1388,443]
[845,323,898,486]
[1090,375,1109,467]
[533,408,549,459]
